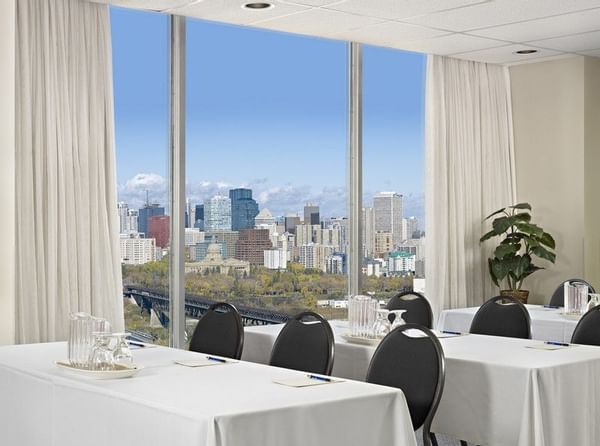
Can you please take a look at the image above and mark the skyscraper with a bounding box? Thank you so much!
[148,215,170,248]
[229,188,259,231]
[362,207,375,258]
[235,229,273,265]
[304,203,320,225]
[117,202,128,233]
[373,192,403,246]
[138,203,165,237]
[195,204,204,230]
[204,195,232,231]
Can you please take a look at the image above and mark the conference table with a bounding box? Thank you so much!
[0,342,417,446]
[244,321,600,446]
[438,304,579,343]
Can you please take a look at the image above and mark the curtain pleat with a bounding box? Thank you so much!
[16,0,124,343]
[425,55,516,318]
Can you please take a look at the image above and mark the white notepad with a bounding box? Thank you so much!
[526,343,573,351]
[273,376,345,388]
[174,357,237,367]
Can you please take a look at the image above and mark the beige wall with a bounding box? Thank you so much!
[0,0,15,344]
[510,56,600,304]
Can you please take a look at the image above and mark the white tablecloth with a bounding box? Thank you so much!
[0,342,417,446]
[244,322,600,446]
[437,304,579,343]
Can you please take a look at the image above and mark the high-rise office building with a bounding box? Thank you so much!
[204,195,231,231]
[373,192,403,245]
[185,198,195,229]
[304,203,320,225]
[235,229,273,265]
[118,202,128,233]
[284,214,301,234]
[205,230,239,259]
[126,209,139,233]
[298,243,333,271]
[229,188,259,231]
[264,249,287,270]
[120,233,156,265]
[148,215,170,248]
[194,204,204,230]
[138,203,165,237]
[362,207,375,258]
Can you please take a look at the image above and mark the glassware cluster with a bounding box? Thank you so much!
[68,313,133,370]
[348,295,405,338]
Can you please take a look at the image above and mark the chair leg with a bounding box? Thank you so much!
[429,432,439,446]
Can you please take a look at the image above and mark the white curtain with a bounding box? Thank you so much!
[425,55,516,318]
[16,0,124,343]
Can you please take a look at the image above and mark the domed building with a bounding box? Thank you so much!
[185,243,250,276]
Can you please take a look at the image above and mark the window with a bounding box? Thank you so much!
[184,20,347,339]
[362,46,426,299]
[112,8,170,345]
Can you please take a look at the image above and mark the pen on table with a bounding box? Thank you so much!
[206,356,227,363]
[442,330,462,335]
[545,341,570,347]
[543,305,559,309]
[307,374,332,382]
[128,341,146,348]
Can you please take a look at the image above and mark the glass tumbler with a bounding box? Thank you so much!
[112,333,133,366]
[89,333,115,371]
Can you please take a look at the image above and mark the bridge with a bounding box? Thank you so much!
[124,286,291,329]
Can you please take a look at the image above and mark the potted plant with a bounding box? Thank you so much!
[480,203,556,303]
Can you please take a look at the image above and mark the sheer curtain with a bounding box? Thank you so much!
[425,55,516,318]
[16,0,124,343]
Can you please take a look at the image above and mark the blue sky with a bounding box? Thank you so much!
[111,8,425,221]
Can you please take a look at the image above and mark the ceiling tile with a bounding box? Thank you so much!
[468,8,600,42]
[331,21,449,48]
[452,44,562,64]
[529,30,600,52]
[325,0,487,21]
[104,0,192,9]
[169,0,310,26]
[282,0,345,6]
[251,8,384,37]
[388,33,507,55]
[404,0,600,32]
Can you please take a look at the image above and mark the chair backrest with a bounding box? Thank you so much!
[469,296,531,339]
[387,291,434,328]
[269,311,334,375]
[571,306,600,346]
[366,324,445,446]
[188,302,244,360]
[549,279,597,307]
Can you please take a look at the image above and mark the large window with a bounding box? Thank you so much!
[111,9,425,345]
[184,20,347,338]
[362,46,426,299]
[112,8,170,345]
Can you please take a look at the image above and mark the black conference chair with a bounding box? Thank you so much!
[571,306,600,346]
[269,311,334,376]
[387,291,434,328]
[549,279,596,308]
[188,302,244,360]
[470,295,531,339]
[366,324,445,446]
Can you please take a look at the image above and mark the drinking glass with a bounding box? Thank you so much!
[89,333,115,371]
[112,333,133,366]
[574,283,589,314]
[68,312,92,368]
[373,309,391,338]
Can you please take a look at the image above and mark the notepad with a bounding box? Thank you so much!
[174,357,237,367]
[272,376,345,388]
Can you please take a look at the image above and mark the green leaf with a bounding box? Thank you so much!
[492,216,512,234]
[494,244,519,259]
[515,222,544,237]
[485,207,507,220]
[490,258,509,282]
[480,230,497,243]
[488,259,499,287]
[511,213,531,223]
[532,245,556,263]
[510,203,532,210]
[540,232,556,249]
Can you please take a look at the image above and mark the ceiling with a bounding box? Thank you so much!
[92,0,600,64]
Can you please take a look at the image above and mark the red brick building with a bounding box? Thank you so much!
[148,215,170,248]
[235,229,272,265]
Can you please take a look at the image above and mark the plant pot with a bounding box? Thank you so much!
[500,289,530,304]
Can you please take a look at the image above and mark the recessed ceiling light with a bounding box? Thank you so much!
[514,49,538,55]
[243,2,273,9]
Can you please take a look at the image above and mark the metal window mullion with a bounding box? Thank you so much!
[348,42,363,297]
[168,15,186,349]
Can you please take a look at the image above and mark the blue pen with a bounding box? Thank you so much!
[206,356,227,363]
[128,341,146,348]
[308,374,332,382]
[545,341,569,347]
[442,330,462,335]
[543,305,559,309]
